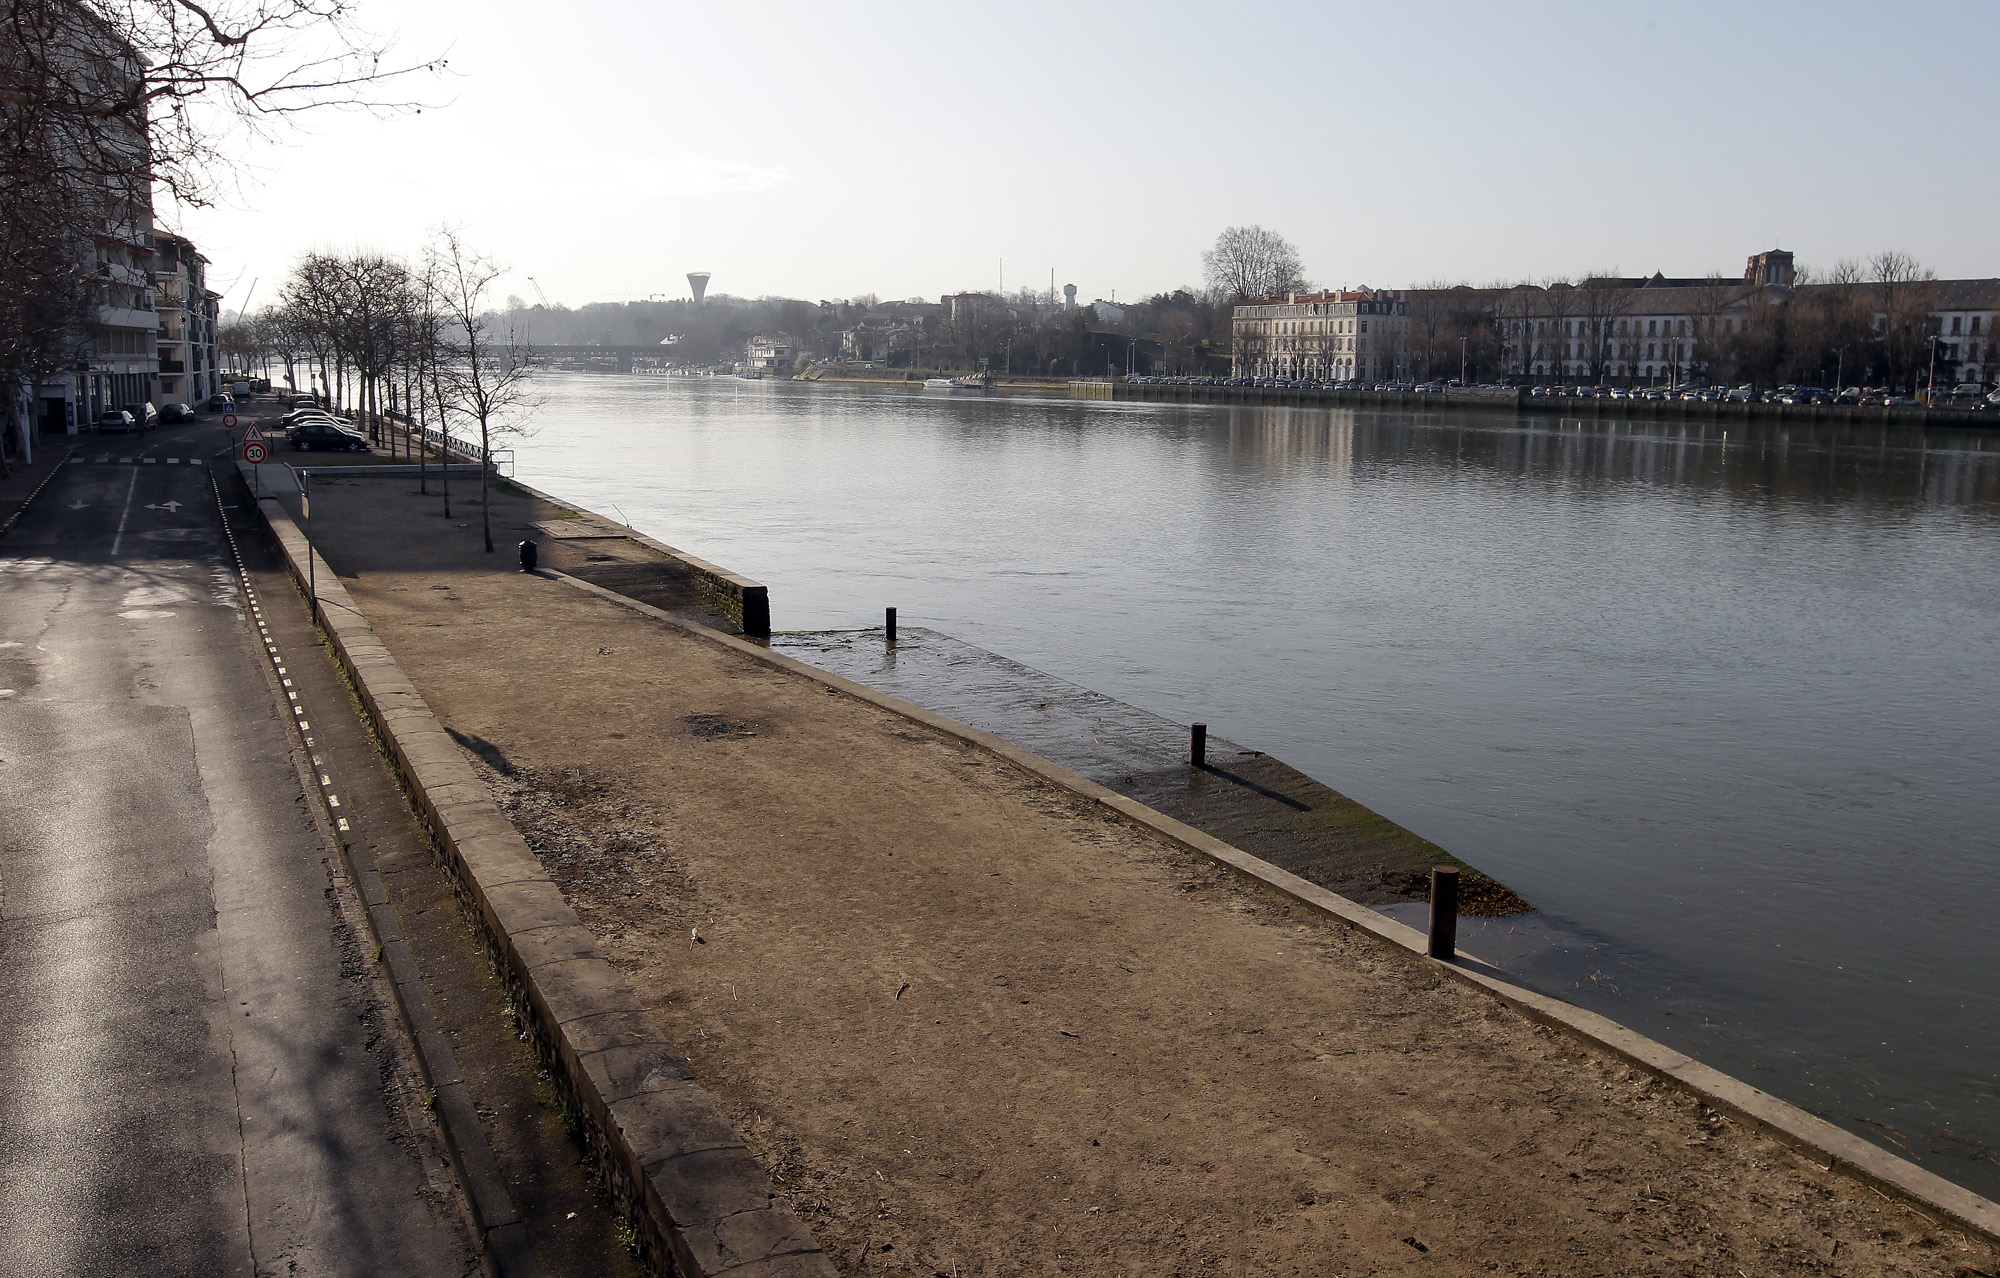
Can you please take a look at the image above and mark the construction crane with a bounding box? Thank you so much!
[526,276,553,309]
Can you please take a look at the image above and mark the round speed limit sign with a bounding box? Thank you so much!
[222,414,238,428]
[242,440,268,464]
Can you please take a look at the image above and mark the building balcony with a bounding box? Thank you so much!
[157,359,185,374]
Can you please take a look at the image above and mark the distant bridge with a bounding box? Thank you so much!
[521,345,674,374]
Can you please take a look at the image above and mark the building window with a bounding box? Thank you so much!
[1952,316,1962,335]
[1973,316,1984,335]
[1647,320,1657,335]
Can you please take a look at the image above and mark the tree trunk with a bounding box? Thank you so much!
[479,414,493,552]
[430,363,450,517]
[413,359,427,494]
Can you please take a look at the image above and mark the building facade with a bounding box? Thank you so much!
[742,334,794,372]
[153,232,221,407]
[1288,249,2000,392]
[1232,290,1410,381]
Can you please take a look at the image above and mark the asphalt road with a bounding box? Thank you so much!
[0,418,477,1275]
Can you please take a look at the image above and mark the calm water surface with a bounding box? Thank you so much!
[510,374,2000,1190]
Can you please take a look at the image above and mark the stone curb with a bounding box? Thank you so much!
[542,567,2000,1247]
[0,446,75,540]
[250,496,834,1278]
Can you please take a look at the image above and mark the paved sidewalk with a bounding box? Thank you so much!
[0,434,75,532]
[294,472,2000,1277]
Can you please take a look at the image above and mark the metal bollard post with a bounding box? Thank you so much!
[885,606,897,643]
[1428,866,1459,960]
[1191,722,1207,768]
[519,539,538,573]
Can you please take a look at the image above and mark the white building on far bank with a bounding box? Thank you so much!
[1232,289,1410,381]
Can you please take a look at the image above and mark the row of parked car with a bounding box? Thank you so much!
[1528,384,2000,407]
[96,390,243,433]
[1127,376,1442,392]
[277,404,369,452]
[1127,375,2000,409]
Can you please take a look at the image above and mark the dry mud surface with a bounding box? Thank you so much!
[304,477,2000,1277]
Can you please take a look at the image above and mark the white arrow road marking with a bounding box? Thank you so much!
[66,500,88,510]
[144,500,184,512]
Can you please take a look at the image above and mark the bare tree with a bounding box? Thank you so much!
[0,184,91,473]
[1538,279,1577,381]
[3,0,440,211]
[426,228,536,553]
[1202,225,1306,301]
[0,0,437,468]
[1404,281,1459,381]
[1577,278,1633,383]
[1683,276,1742,385]
[1492,285,1538,381]
[1869,251,1938,392]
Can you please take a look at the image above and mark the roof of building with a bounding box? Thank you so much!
[1918,279,2000,309]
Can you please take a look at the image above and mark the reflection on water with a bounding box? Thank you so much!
[512,375,2000,1194]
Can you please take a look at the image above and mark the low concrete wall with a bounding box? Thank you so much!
[512,483,771,637]
[253,495,832,1278]
[623,531,771,638]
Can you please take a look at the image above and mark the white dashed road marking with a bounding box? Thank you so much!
[208,465,346,844]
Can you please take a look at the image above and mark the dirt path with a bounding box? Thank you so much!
[303,473,1998,1277]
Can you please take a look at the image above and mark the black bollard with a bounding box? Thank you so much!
[1191,722,1207,768]
[885,606,897,643]
[519,539,538,573]
[1428,866,1459,960]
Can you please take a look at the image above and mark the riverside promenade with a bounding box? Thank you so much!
[263,451,2000,1276]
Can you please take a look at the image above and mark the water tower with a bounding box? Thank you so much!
[687,272,711,307]
[1063,283,1078,311]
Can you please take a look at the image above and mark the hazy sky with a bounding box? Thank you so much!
[175,0,1999,314]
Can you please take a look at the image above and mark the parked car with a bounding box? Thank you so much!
[279,408,353,428]
[282,412,358,437]
[158,402,192,423]
[123,402,158,429]
[207,393,235,411]
[288,421,369,452]
[97,409,136,433]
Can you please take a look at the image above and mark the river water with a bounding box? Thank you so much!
[509,373,2000,1193]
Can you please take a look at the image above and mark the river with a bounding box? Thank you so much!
[507,372,2000,1194]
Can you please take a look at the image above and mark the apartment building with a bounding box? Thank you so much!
[154,232,221,407]
[19,14,160,436]
[1231,290,1410,381]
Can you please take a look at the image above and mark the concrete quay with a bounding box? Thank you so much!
[231,444,2000,1277]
